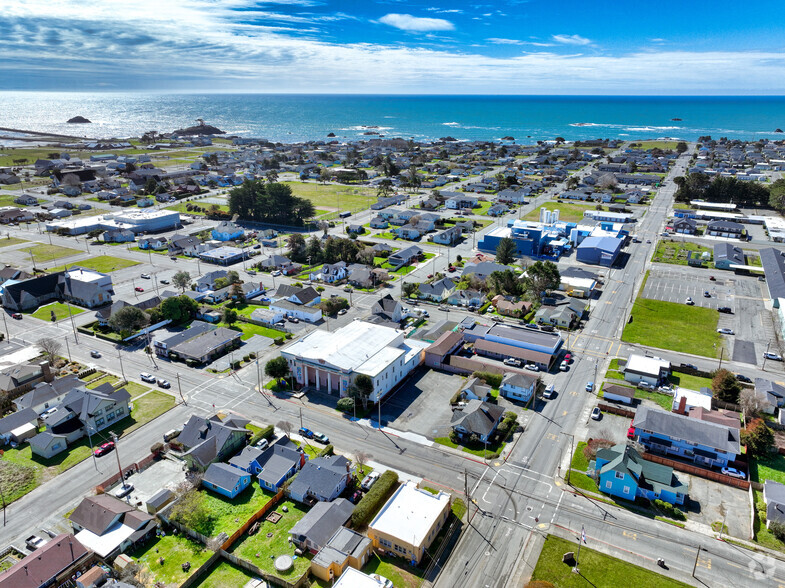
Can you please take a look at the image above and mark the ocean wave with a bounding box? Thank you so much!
[442,122,461,127]
[339,125,394,131]
[625,126,681,131]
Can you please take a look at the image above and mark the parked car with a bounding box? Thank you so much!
[680,363,698,371]
[585,381,594,392]
[253,244,261,249]
[338,309,347,315]
[94,441,115,456]
[134,286,144,292]
[141,273,151,279]
[564,354,572,364]
[717,307,733,314]
[638,381,655,390]
[523,323,539,330]
[361,471,381,491]
[591,407,602,420]
[717,328,735,335]
[427,274,433,279]
[255,438,269,450]
[524,364,539,372]
[271,270,282,276]
[703,291,711,298]
[543,384,555,399]
[157,379,171,389]
[298,427,314,439]
[709,276,716,281]
[448,266,456,272]
[246,269,257,275]
[313,432,329,444]
[140,372,156,383]
[503,357,522,367]
[627,425,636,439]
[349,490,363,504]
[735,374,752,383]
[658,384,673,392]
[685,297,694,305]
[25,535,47,551]
[90,350,101,358]
[343,286,353,292]
[764,352,783,361]
[11,313,22,319]
[114,483,134,498]
[160,279,170,284]
[721,467,745,479]
[287,316,299,323]
[559,360,569,371]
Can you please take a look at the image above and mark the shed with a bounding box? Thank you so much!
[602,384,635,405]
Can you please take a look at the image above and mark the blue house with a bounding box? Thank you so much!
[253,437,307,491]
[595,443,687,506]
[202,462,251,498]
[211,221,245,242]
[633,406,741,469]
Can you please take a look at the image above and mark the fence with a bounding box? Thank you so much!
[598,403,635,419]
[179,551,222,588]
[220,549,310,588]
[641,452,750,490]
[95,452,160,494]
[221,488,285,550]
[712,398,743,412]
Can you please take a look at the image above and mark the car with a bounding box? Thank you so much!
[543,384,555,399]
[717,307,733,314]
[298,427,314,439]
[524,364,539,372]
[717,328,735,335]
[246,269,257,275]
[134,286,144,292]
[638,381,655,390]
[685,297,694,305]
[253,244,261,249]
[646,239,652,243]
[271,270,282,277]
[25,535,47,551]
[140,372,156,383]
[627,425,636,439]
[287,316,299,323]
[94,441,115,456]
[255,438,269,450]
[540,325,555,332]
[709,276,716,281]
[438,306,448,311]
[503,358,522,367]
[467,305,477,312]
[735,374,752,383]
[113,483,134,498]
[703,291,711,298]
[680,363,699,370]
[90,350,101,358]
[658,383,673,392]
[585,381,594,392]
[349,490,363,504]
[157,379,171,388]
[338,309,347,315]
[343,286,353,292]
[721,467,745,479]
[160,279,170,284]
[564,353,572,364]
[448,266,456,272]
[11,313,22,320]
[491,316,503,322]
[764,352,783,361]
[141,273,151,279]
[421,311,429,317]
[591,407,602,420]
[427,274,433,279]
[361,471,381,491]
[313,432,329,444]
[523,323,539,330]
[559,360,569,371]
[632,237,640,243]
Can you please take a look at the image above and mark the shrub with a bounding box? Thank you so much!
[317,444,334,457]
[770,520,785,542]
[243,355,250,362]
[249,424,275,446]
[472,371,502,388]
[653,499,686,521]
[150,442,164,455]
[583,438,615,461]
[337,397,355,413]
[352,470,399,527]
[449,429,459,444]
[274,337,284,345]
[249,352,256,360]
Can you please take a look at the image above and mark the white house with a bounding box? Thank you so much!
[623,354,671,387]
[270,300,323,323]
[499,372,538,403]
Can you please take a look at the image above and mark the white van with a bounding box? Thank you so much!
[543,384,555,399]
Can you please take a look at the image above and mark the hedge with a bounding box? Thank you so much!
[472,371,503,388]
[317,444,334,458]
[352,470,399,527]
[249,424,275,446]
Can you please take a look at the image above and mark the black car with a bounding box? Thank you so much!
[717,307,733,314]
[735,374,752,383]
[680,363,699,371]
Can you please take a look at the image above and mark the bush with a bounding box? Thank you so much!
[274,337,284,345]
[352,470,399,527]
[449,429,459,443]
[583,438,615,461]
[249,352,256,360]
[770,520,785,542]
[337,397,355,413]
[243,355,250,362]
[653,499,686,521]
[317,444,334,457]
[150,442,164,455]
[472,371,502,388]
[249,424,275,446]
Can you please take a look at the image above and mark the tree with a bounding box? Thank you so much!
[403,282,420,298]
[172,270,191,293]
[382,155,399,177]
[222,307,238,326]
[265,356,290,381]
[495,237,516,265]
[160,295,198,323]
[287,233,307,262]
[487,269,523,297]
[228,180,314,225]
[277,420,293,437]
[108,306,148,336]
[741,419,774,457]
[319,167,331,184]
[354,450,371,472]
[377,178,394,199]
[598,173,618,190]
[37,337,62,365]
[230,282,245,304]
[711,369,742,404]
[405,166,421,192]
[523,261,561,300]
[676,141,688,154]
[740,388,767,421]
[566,175,580,190]
[170,489,214,536]
[769,179,785,213]
[226,270,240,284]
[144,178,158,195]
[265,170,279,183]
[348,374,374,410]
[305,236,323,264]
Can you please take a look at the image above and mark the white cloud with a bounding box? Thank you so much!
[552,34,592,46]
[487,38,523,45]
[378,13,454,32]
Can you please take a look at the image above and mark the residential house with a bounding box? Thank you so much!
[270,299,323,323]
[623,354,671,387]
[387,245,422,269]
[177,413,250,471]
[492,295,532,318]
[14,194,39,206]
[445,194,479,209]
[753,378,785,414]
[486,204,509,217]
[0,407,38,444]
[418,277,456,302]
[714,243,745,270]
[672,218,697,234]
[0,360,53,399]
[211,221,244,241]
[254,438,308,491]
[94,295,161,327]
[367,481,451,565]
[169,327,242,364]
[311,262,348,284]
[14,374,80,414]
[371,243,392,256]
[249,306,285,326]
[168,234,205,256]
[706,220,745,238]
[101,228,135,243]
[394,223,424,240]
[459,377,491,402]
[289,498,354,553]
[69,494,157,559]
[461,261,513,281]
[288,455,351,504]
[764,480,785,529]
[2,269,114,312]
[499,372,538,403]
[534,304,577,328]
[273,285,321,306]
[450,400,504,443]
[371,294,403,323]
[446,289,483,308]
[0,533,95,588]
[202,462,252,498]
[138,236,168,250]
[0,207,34,224]
[370,216,389,229]
[633,406,741,468]
[311,527,373,583]
[595,443,688,506]
[195,270,229,292]
[346,223,365,234]
[602,384,635,405]
[0,265,31,284]
[432,226,462,246]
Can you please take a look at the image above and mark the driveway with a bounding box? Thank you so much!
[685,474,750,539]
[383,368,466,439]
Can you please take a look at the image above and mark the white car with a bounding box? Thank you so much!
[543,385,555,399]
[140,372,156,383]
[685,297,694,305]
[271,270,282,277]
[503,358,522,367]
[361,471,380,491]
[764,352,783,361]
[140,273,151,279]
[591,407,602,420]
[717,328,735,335]
[721,467,745,479]
[559,360,569,371]
[524,364,539,372]
[114,483,134,498]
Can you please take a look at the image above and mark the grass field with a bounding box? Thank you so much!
[633,140,681,151]
[0,236,26,248]
[191,560,258,588]
[635,388,674,411]
[524,200,593,222]
[49,254,140,273]
[132,534,211,586]
[622,298,722,358]
[569,471,599,493]
[571,441,589,471]
[190,484,273,537]
[668,371,714,391]
[751,454,785,485]
[652,240,713,267]
[22,244,83,264]
[30,302,86,321]
[531,535,691,588]
[221,321,286,341]
[282,181,376,211]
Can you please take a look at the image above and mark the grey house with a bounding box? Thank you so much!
[177,413,250,471]
[288,455,351,504]
[450,400,505,443]
[289,498,354,553]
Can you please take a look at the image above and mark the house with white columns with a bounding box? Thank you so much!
[281,320,428,401]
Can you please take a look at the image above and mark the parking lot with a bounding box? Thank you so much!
[685,474,750,539]
[642,265,774,365]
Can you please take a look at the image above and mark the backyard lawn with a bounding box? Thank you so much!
[22,244,83,264]
[622,298,721,358]
[30,302,85,321]
[531,535,691,588]
[282,181,376,212]
[363,552,424,588]
[131,390,177,424]
[132,534,211,586]
[49,254,140,273]
[651,240,713,267]
[668,371,714,391]
[221,321,286,341]
[190,484,274,537]
[635,388,674,411]
[229,499,311,583]
[191,560,259,588]
[751,454,785,485]
[524,200,593,223]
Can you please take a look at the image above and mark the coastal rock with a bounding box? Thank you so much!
[775,128,783,133]
[67,116,91,124]
[671,118,682,121]
[171,123,226,136]
[327,132,335,137]
[501,136,514,141]
[439,136,458,142]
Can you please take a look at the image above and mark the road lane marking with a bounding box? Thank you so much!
[622,531,637,540]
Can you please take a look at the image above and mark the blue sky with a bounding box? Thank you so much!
[2,0,785,93]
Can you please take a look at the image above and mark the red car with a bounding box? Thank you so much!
[564,353,572,364]
[94,441,115,456]
[134,287,144,292]
[11,313,22,320]
[427,274,433,279]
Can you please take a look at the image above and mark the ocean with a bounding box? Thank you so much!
[1,93,784,144]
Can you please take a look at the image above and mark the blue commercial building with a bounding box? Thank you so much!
[478,220,575,259]
[576,236,623,267]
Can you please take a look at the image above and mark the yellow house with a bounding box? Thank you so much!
[367,481,451,564]
[310,527,373,582]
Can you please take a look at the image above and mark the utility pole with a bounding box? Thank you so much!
[117,350,126,382]
[299,407,303,429]
[176,372,186,405]
[717,347,724,371]
[64,337,72,362]
[1,311,8,342]
[111,433,126,490]
[0,483,5,526]
[763,341,771,371]
[573,525,584,574]
[86,423,99,472]
[561,432,575,484]
[464,469,471,522]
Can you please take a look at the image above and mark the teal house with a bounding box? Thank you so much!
[595,443,687,506]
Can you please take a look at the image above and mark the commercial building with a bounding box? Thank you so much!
[463,321,563,370]
[282,320,428,400]
[367,481,451,565]
[198,246,248,266]
[44,209,181,235]
[576,235,623,267]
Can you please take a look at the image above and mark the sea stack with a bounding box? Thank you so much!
[327,132,336,137]
[67,116,91,124]
[775,128,783,133]
[501,136,514,141]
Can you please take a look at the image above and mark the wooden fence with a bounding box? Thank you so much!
[95,452,161,494]
[221,488,285,551]
[598,403,635,418]
[220,549,310,588]
[179,551,222,588]
[641,452,750,490]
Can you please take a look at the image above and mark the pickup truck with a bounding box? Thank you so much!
[25,535,47,551]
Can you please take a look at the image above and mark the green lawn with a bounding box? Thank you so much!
[191,484,274,537]
[622,298,722,358]
[362,552,424,588]
[49,255,140,273]
[165,202,230,216]
[0,236,26,248]
[753,489,785,551]
[85,374,120,389]
[531,535,691,588]
[474,201,493,215]
[524,200,593,223]
[22,244,83,264]
[131,534,211,586]
[635,388,674,411]
[571,441,589,471]
[381,262,415,275]
[668,372,714,391]
[221,321,286,341]
[124,381,153,398]
[229,499,311,582]
[634,140,680,151]
[282,181,376,212]
[86,376,152,400]
[652,241,713,267]
[131,390,176,424]
[569,472,599,493]
[751,454,785,485]
[191,560,258,588]
[30,302,86,321]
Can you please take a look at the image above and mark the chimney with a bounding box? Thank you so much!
[40,360,53,382]
[677,396,687,415]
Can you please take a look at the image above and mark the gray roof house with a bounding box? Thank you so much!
[288,455,351,504]
[0,407,38,443]
[371,294,403,323]
[764,480,785,528]
[169,327,242,364]
[418,277,456,302]
[289,498,354,553]
[754,378,785,414]
[177,413,250,471]
[450,400,505,443]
